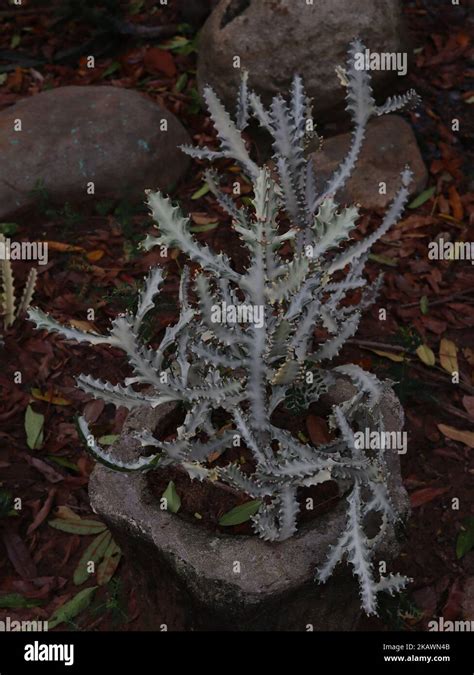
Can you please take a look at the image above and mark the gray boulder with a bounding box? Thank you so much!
[197,0,408,118]
[0,86,190,219]
[310,115,428,211]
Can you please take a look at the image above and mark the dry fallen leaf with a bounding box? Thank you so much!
[462,396,474,418]
[69,319,98,332]
[31,388,71,406]
[369,349,404,363]
[410,486,449,508]
[86,250,105,262]
[439,338,458,374]
[46,241,84,253]
[438,423,474,448]
[143,47,176,77]
[448,185,464,221]
[306,414,332,445]
[191,212,217,225]
[463,348,474,366]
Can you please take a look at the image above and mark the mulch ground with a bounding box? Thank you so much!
[0,0,473,631]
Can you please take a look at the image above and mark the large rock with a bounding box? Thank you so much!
[0,86,190,219]
[198,0,408,118]
[176,0,220,25]
[89,382,409,631]
[310,115,427,211]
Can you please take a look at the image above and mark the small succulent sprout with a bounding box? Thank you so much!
[28,40,418,616]
[0,233,37,342]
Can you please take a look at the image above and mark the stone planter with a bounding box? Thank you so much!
[89,381,409,631]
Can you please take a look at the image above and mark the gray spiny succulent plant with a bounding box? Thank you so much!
[28,40,419,616]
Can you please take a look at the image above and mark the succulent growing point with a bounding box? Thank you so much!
[28,40,419,615]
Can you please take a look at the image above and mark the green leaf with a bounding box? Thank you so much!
[0,489,13,518]
[97,434,119,446]
[25,405,44,450]
[219,500,262,526]
[10,34,21,49]
[101,62,121,79]
[189,222,218,233]
[47,455,79,472]
[174,72,188,93]
[186,87,202,114]
[97,538,122,586]
[48,586,97,629]
[160,35,196,55]
[0,222,18,235]
[0,593,42,609]
[420,295,429,315]
[416,344,435,367]
[456,517,474,559]
[408,186,436,209]
[129,0,145,14]
[368,253,397,267]
[94,199,115,216]
[73,531,112,586]
[49,518,107,535]
[162,481,181,513]
[191,183,210,200]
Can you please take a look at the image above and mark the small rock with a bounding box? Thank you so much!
[310,115,427,211]
[0,86,190,219]
[198,0,408,117]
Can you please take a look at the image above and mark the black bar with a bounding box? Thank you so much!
[0,631,471,673]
